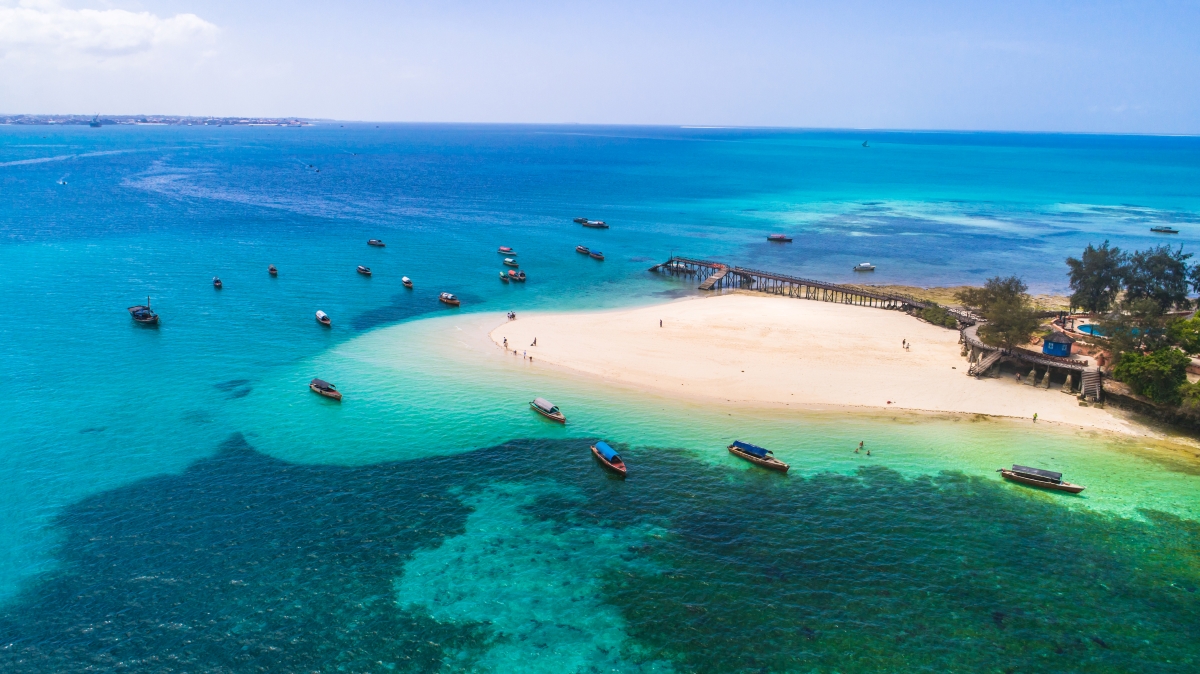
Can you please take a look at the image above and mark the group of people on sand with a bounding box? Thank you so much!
[901,338,911,351]
[500,333,536,361]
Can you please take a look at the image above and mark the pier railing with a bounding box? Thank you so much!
[651,256,930,311]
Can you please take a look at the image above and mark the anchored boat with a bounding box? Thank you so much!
[316,310,331,326]
[309,378,342,400]
[727,441,789,473]
[582,220,609,229]
[573,217,588,224]
[1151,226,1179,234]
[127,297,159,325]
[591,441,627,477]
[530,397,565,423]
[498,246,517,255]
[576,245,590,255]
[512,270,527,282]
[213,277,223,288]
[767,234,793,242]
[998,465,1085,494]
[589,251,605,260]
[368,239,386,247]
[402,276,413,288]
[439,292,460,306]
[268,265,278,276]
[503,258,519,267]
[499,271,510,282]
[357,265,372,276]
[852,262,876,272]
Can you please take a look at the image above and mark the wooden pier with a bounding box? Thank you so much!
[651,256,928,311]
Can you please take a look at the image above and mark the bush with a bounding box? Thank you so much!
[919,303,959,329]
[1168,316,1200,356]
[1112,348,1192,405]
[1179,380,1200,413]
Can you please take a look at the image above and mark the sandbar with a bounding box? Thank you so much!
[489,293,1140,435]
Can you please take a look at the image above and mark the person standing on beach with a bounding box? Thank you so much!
[660,319,662,327]
[1033,413,1038,422]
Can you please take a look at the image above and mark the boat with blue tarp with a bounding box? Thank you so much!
[591,441,627,477]
[727,440,789,472]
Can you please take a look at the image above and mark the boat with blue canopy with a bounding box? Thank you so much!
[591,441,627,477]
[727,440,789,472]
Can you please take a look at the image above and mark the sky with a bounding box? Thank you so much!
[0,0,1198,133]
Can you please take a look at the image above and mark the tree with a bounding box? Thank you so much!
[1168,316,1200,356]
[1112,348,1191,405]
[1123,245,1193,312]
[956,276,1040,349]
[1065,241,1125,313]
[1099,297,1172,355]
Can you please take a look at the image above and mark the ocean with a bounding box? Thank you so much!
[0,123,1198,672]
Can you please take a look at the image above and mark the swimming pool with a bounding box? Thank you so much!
[1077,324,1106,336]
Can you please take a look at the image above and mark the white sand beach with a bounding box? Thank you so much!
[489,293,1140,435]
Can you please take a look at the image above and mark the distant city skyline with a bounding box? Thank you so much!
[1,0,1198,134]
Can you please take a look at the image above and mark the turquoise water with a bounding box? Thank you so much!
[1,124,1199,671]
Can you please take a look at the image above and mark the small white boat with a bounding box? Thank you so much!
[852,262,876,272]
[503,258,519,267]
[316,310,331,326]
[402,276,413,288]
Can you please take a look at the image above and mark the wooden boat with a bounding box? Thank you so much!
[439,292,460,306]
[309,378,342,400]
[1151,226,1179,234]
[213,277,223,288]
[368,239,386,247]
[591,441,627,477]
[498,246,517,255]
[503,258,519,267]
[576,245,590,255]
[127,297,159,325]
[499,271,510,282]
[852,262,876,272]
[268,265,278,276]
[530,397,565,423]
[589,251,605,260]
[402,276,413,288]
[767,234,793,242]
[357,265,372,276]
[582,220,609,228]
[573,217,588,224]
[316,310,331,326]
[727,441,789,473]
[512,270,526,282]
[998,465,1085,494]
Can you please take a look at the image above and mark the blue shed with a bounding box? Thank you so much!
[1043,331,1074,357]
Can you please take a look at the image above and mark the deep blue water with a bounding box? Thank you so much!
[2,124,1199,671]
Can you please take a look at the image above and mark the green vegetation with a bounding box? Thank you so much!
[1111,348,1191,405]
[919,303,959,329]
[1067,242,1200,410]
[1066,240,1125,313]
[956,277,1040,349]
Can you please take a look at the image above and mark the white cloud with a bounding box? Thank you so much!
[0,1,217,62]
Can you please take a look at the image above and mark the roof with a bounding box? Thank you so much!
[595,441,619,462]
[533,397,556,412]
[1044,332,1075,344]
[1012,465,1062,482]
[731,440,770,458]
